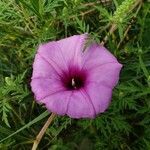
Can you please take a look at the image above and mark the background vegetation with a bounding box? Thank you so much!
[0,0,150,149]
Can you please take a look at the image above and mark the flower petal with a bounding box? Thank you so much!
[37,34,87,75]
[37,42,68,74]
[82,44,118,69]
[67,90,96,118]
[82,43,122,88]
[32,54,61,80]
[85,82,112,114]
[31,78,65,101]
[86,62,122,88]
[57,34,87,66]
[43,91,72,115]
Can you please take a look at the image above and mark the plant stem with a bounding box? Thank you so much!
[32,113,56,150]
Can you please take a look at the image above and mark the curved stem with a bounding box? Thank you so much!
[32,113,56,150]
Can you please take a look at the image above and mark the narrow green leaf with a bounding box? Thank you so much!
[0,111,49,143]
[30,0,39,13]
[139,55,149,79]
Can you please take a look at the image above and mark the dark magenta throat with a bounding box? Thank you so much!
[66,76,84,90]
[62,67,87,90]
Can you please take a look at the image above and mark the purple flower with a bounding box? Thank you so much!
[31,34,122,119]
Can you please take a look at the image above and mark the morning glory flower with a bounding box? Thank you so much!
[31,34,122,118]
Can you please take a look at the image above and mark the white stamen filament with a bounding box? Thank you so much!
[72,78,76,89]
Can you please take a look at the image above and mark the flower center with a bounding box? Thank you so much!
[62,67,87,90]
[65,76,84,90]
[71,77,84,89]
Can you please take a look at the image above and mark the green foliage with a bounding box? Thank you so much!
[0,72,29,127]
[112,0,136,24]
[0,0,150,149]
